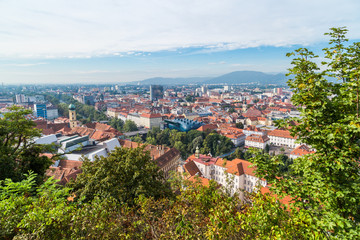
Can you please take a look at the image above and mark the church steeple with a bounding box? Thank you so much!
[195,146,200,158]
[69,104,77,128]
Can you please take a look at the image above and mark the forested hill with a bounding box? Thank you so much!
[133,71,287,85]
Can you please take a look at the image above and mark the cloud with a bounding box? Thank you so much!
[0,0,359,59]
[4,62,48,67]
[208,61,226,65]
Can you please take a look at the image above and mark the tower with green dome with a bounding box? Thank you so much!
[69,104,77,128]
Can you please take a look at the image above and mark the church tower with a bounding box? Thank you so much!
[69,104,77,128]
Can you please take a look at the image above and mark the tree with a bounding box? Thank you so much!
[69,146,172,206]
[0,106,54,183]
[264,144,270,153]
[122,120,138,132]
[109,117,124,131]
[235,122,244,129]
[201,133,234,156]
[250,27,360,239]
[0,171,74,239]
[229,147,245,160]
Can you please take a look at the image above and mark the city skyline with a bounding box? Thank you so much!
[1,0,360,84]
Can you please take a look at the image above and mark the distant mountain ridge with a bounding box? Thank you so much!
[131,71,288,85]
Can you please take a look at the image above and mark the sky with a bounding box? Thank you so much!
[0,0,360,85]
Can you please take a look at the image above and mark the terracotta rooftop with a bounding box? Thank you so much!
[183,160,202,177]
[215,158,256,177]
[268,129,296,139]
[290,144,315,156]
[187,154,218,166]
[245,134,270,143]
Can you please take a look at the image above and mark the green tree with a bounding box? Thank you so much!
[0,172,74,239]
[122,119,138,132]
[109,117,124,131]
[69,146,172,206]
[250,27,360,239]
[201,133,234,156]
[264,144,270,153]
[235,122,244,129]
[0,106,54,183]
[229,147,245,160]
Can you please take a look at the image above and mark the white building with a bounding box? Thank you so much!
[184,152,266,202]
[140,113,162,129]
[268,129,299,149]
[224,133,246,147]
[245,134,270,150]
[243,125,267,136]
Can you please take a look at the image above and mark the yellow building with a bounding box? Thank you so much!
[69,104,77,128]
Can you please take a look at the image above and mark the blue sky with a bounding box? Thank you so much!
[0,0,360,84]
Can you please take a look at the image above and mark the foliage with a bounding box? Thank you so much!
[130,134,143,143]
[122,119,138,132]
[68,146,172,206]
[201,133,234,156]
[250,27,360,239]
[0,171,74,239]
[235,122,244,129]
[46,93,108,123]
[185,95,195,102]
[0,106,53,183]
[145,128,233,159]
[108,117,124,131]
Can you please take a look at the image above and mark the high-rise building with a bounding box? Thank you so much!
[34,104,47,119]
[69,104,77,128]
[82,95,95,105]
[150,85,164,101]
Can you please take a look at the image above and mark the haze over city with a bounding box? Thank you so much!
[1,0,360,84]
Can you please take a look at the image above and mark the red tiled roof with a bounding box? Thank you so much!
[141,113,162,118]
[197,124,217,132]
[268,129,296,139]
[245,134,270,143]
[188,175,210,186]
[290,144,315,156]
[260,186,294,206]
[183,160,202,177]
[215,158,256,177]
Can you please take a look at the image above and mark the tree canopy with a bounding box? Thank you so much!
[0,106,54,183]
[250,27,360,239]
[68,146,172,206]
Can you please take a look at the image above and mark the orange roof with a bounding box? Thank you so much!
[184,161,202,177]
[260,186,294,206]
[141,113,162,118]
[188,154,218,166]
[290,144,315,156]
[268,129,296,139]
[197,124,217,132]
[245,134,270,143]
[188,175,210,186]
[215,158,256,177]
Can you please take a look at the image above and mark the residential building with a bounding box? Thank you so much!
[245,134,270,150]
[289,144,315,159]
[268,129,299,148]
[120,139,181,179]
[183,151,267,202]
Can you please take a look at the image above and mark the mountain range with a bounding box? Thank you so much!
[130,71,288,86]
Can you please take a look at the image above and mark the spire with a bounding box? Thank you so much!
[195,146,200,158]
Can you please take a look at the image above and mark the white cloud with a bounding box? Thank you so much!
[4,62,48,67]
[0,0,359,58]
